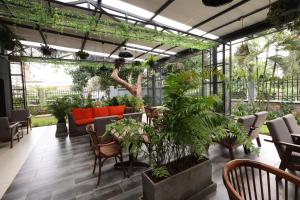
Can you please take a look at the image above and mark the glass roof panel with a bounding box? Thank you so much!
[101,0,154,19]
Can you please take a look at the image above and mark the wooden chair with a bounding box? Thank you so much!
[11,109,32,136]
[283,114,300,144]
[219,115,256,160]
[266,118,300,172]
[223,159,300,200]
[250,111,268,147]
[86,124,126,185]
[0,117,21,148]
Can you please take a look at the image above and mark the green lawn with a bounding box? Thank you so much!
[32,115,57,127]
[260,125,269,135]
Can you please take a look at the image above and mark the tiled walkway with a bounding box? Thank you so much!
[0,125,292,200]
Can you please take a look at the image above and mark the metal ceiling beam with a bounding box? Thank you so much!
[109,39,127,57]
[149,0,175,21]
[67,0,87,5]
[220,20,273,42]
[202,3,272,37]
[135,44,163,59]
[0,19,172,56]
[43,0,218,42]
[80,0,102,51]
[188,0,250,30]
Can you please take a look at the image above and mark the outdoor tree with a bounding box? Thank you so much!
[111,58,144,97]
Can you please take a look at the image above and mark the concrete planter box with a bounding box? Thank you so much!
[142,158,216,200]
[55,122,68,137]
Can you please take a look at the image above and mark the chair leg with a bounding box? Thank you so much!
[256,137,261,147]
[229,147,234,160]
[27,125,29,135]
[17,132,20,142]
[97,158,102,186]
[93,155,97,174]
[114,156,118,164]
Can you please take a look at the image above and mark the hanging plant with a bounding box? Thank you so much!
[235,43,250,56]
[76,51,89,60]
[114,58,125,69]
[132,60,142,67]
[0,23,24,53]
[40,45,57,56]
[1,0,218,50]
[267,0,300,31]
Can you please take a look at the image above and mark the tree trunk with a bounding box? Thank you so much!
[111,68,143,97]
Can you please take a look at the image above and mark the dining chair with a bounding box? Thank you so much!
[86,124,126,185]
[223,159,300,200]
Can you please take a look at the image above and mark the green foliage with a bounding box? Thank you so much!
[267,0,300,31]
[143,95,153,106]
[232,101,262,116]
[48,96,71,123]
[153,166,170,179]
[117,95,144,111]
[2,0,217,50]
[28,106,50,115]
[106,118,145,156]
[0,22,24,53]
[31,116,57,127]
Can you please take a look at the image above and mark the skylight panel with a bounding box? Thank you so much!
[153,15,190,31]
[101,0,154,19]
[77,3,88,8]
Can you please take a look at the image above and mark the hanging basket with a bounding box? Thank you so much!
[76,51,89,60]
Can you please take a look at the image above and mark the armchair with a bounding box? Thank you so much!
[11,109,32,135]
[0,117,21,148]
[266,117,300,171]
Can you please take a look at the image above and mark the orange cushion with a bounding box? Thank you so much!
[72,108,93,121]
[109,105,126,116]
[93,107,109,118]
[72,108,84,121]
[75,118,94,126]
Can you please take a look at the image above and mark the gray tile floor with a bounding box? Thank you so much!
[0,126,289,200]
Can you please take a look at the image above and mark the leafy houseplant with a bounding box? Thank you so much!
[117,95,144,111]
[76,51,89,60]
[48,96,71,137]
[0,23,24,54]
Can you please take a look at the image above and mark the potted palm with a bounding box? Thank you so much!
[106,70,256,200]
[48,96,71,137]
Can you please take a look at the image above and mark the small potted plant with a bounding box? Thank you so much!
[76,50,89,59]
[48,96,70,137]
[40,45,57,56]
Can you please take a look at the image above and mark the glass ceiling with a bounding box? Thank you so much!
[57,0,219,40]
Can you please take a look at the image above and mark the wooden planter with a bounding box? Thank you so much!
[142,158,216,200]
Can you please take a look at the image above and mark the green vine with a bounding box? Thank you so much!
[0,0,218,50]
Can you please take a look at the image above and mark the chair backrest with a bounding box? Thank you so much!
[11,109,29,121]
[283,114,300,134]
[237,115,256,134]
[267,118,293,158]
[250,111,268,136]
[0,117,10,141]
[86,124,100,154]
[223,159,300,200]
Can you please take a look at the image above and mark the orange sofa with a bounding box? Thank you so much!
[68,106,139,137]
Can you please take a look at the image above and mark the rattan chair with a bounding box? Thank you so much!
[223,159,300,200]
[86,124,126,185]
[11,109,32,135]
